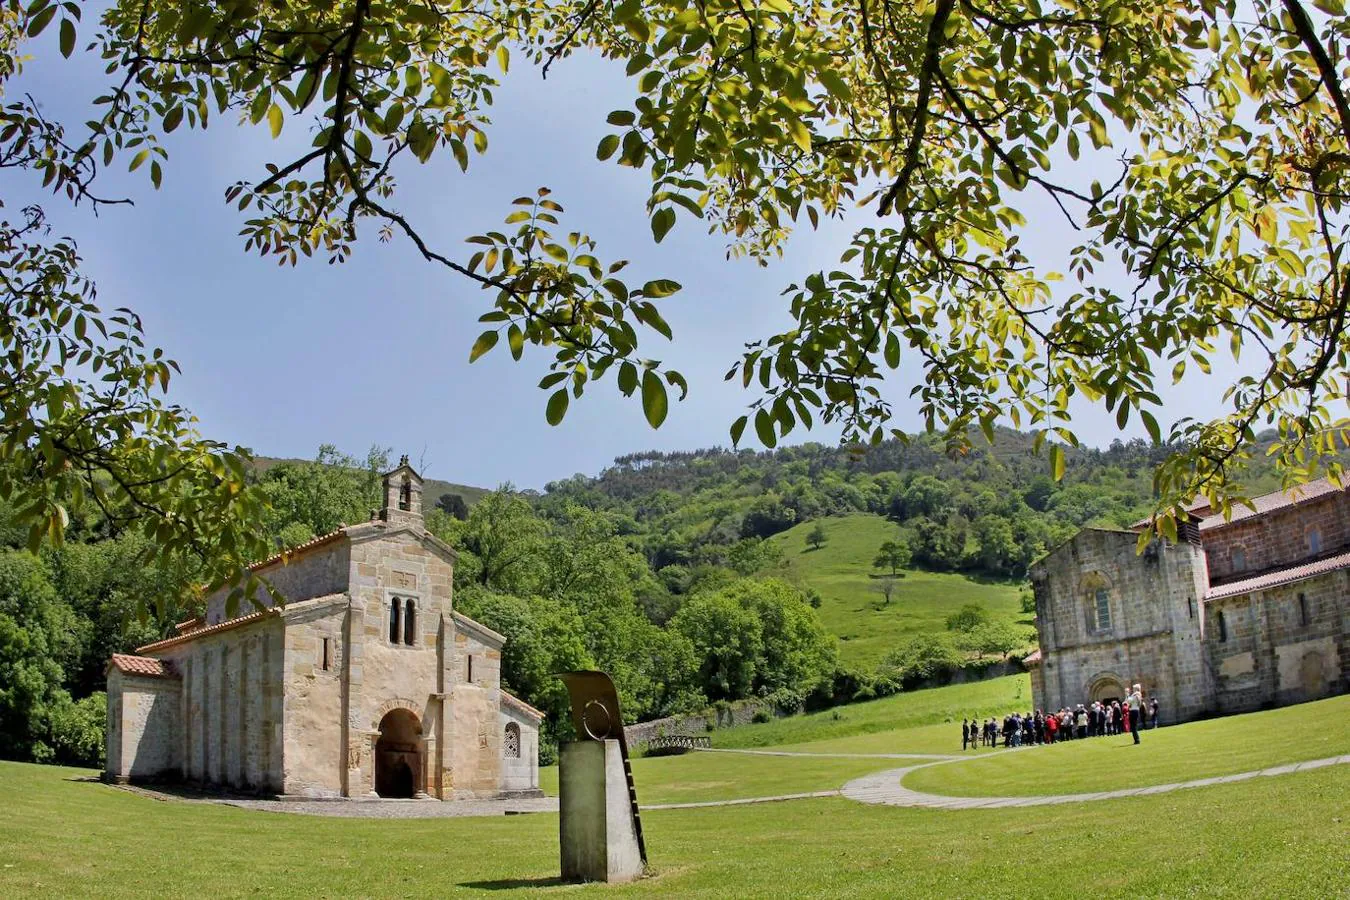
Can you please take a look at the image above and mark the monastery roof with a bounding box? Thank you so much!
[1206,548,1350,600]
[136,609,275,654]
[109,653,178,678]
[501,690,546,721]
[1023,648,1042,666]
[1197,478,1342,531]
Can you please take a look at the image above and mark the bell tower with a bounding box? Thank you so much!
[381,454,424,528]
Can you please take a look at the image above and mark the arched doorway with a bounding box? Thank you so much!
[1089,675,1126,705]
[374,708,422,798]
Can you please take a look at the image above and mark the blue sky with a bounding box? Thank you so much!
[6,34,1247,491]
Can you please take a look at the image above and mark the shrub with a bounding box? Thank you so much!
[751,708,773,724]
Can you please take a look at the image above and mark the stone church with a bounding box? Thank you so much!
[103,458,543,800]
[1028,478,1348,723]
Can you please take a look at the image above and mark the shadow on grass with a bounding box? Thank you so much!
[459,877,570,890]
[63,775,101,783]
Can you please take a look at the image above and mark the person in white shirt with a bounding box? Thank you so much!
[1127,684,1144,744]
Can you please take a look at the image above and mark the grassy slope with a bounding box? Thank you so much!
[763,513,1029,667]
[905,693,1350,796]
[710,673,1030,750]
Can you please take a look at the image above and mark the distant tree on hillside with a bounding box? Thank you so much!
[957,621,1028,660]
[945,603,990,633]
[872,539,912,576]
[872,575,900,607]
[436,492,469,521]
[805,522,828,551]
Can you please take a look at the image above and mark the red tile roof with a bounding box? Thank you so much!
[501,690,545,721]
[1023,649,1042,665]
[136,609,275,654]
[109,654,178,679]
[1206,548,1350,600]
[1198,478,1343,531]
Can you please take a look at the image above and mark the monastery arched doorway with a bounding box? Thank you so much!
[1089,675,1126,705]
[374,708,422,798]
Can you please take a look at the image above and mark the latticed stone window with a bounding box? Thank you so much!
[504,723,521,759]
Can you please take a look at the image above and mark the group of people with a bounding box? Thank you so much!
[962,684,1159,751]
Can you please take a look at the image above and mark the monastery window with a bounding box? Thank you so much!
[399,476,412,511]
[1307,527,1323,555]
[389,599,401,644]
[1299,593,1310,627]
[403,598,416,646]
[321,637,332,671]
[467,655,474,684]
[504,723,521,759]
[1187,598,1194,619]
[1092,587,1111,632]
[1231,546,1247,573]
[1217,610,1228,642]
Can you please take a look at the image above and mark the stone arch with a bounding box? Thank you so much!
[1088,673,1127,704]
[1079,571,1113,633]
[374,707,422,798]
[1300,651,1328,700]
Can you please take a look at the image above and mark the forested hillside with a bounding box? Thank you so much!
[0,430,1303,767]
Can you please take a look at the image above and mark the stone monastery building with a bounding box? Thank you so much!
[1028,478,1349,723]
[103,459,543,800]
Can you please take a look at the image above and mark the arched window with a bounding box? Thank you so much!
[1231,546,1247,572]
[389,599,401,644]
[1081,574,1112,633]
[403,598,416,646]
[1307,527,1323,555]
[399,476,412,511]
[504,723,521,759]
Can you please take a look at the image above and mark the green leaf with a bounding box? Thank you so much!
[754,408,777,448]
[730,415,748,447]
[267,103,283,138]
[651,207,676,243]
[597,134,620,161]
[546,388,569,425]
[507,324,524,361]
[1050,444,1065,481]
[128,149,149,172]
[884,332,900,369]
[58,17,75,58]
[468,329,499,362]
[641,369,668,428]
[618,361,638,395]
[818,69,852,102]
[641,279,681,298]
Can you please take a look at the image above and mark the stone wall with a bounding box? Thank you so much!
[1029,529,1210,723]
[499,705,539,794]
[280,598,348,797]
[444,615,503,799]
[105,669,182,781]
[1207,568,1349,713]
[624,698,776,747]
[1204,491,1350,584]
[345,529,456,798]
[155,616,285,793]
[205,539,351,625]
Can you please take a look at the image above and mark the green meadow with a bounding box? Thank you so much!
[3,676,1346,897]
[765,514,1029,667]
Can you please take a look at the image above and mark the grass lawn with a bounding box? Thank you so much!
[710,673,1030,750]
[0,759,1345,897]
[764,514,1030,667]
[904,694,1350,797]
[539,752,894,805]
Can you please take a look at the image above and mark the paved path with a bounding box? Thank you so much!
[841,753,1350,810]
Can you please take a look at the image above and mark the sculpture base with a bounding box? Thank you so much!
[559,740,644,883]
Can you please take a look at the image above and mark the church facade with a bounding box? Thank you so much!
[103,459,543,800]
[1028,479,1349,723]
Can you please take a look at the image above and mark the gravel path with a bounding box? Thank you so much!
[840,752,1350,810]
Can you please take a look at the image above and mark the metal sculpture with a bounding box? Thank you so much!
[555,670,647,864]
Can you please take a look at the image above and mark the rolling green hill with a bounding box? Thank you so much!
[252,456,490,507]
[764,514,1030,667]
